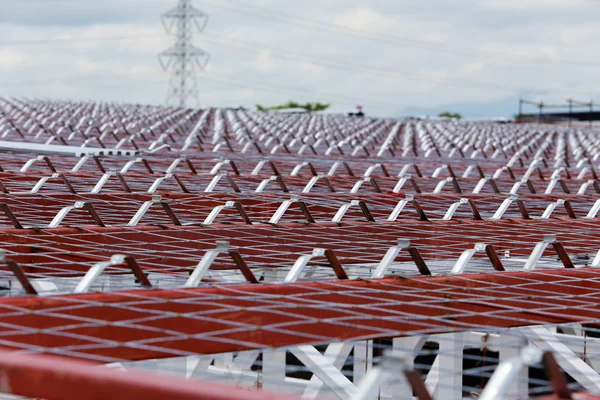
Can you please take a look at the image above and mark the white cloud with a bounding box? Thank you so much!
[0,49,25,69]
[333,7,393,31]
[301,62,323,74]
[253,49,280,72]
[0,0,599,116]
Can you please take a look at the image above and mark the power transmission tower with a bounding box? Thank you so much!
[159,0,209,108]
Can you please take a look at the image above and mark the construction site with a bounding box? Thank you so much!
[0,97,598,399]
[2,1,600,400]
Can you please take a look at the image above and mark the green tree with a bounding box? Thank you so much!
[257,101,330,113]
[438,111,462,120]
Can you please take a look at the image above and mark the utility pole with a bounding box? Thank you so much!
[159,0,209,108]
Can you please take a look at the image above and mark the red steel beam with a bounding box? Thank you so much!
[0,349,297,400]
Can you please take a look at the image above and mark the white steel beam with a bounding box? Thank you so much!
[353,341,373,385]
[302,343,353,399]
[291,345,356,399]
[524,326,600,392]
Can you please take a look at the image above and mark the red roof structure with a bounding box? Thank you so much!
[0,98,599,399]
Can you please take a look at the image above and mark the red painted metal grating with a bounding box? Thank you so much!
[0,269,598,362]
[0,98,600,398]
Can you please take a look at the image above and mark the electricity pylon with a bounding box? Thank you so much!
[159,0,209,108]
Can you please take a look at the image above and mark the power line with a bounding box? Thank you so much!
[0,33,164,46]
[2,30,596,98]
[1,3,598,70]
[201,34,513,92]
[0,71,394,110]
[0,30,511,92]
[0,30,515,93]
[1,2,599,71]
[203,72,392,109]
[3,68,597,112]
[200,33,600,97]
[203,0,600,69]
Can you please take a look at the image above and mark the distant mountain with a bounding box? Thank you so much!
[398,95,520,119]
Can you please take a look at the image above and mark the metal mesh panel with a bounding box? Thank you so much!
[0,98,599,399]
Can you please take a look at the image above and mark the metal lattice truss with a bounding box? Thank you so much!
[1,98,600,399]
[159,0,209,107]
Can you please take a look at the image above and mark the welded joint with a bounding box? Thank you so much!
[541,199,576,219]
[472,178,500,194]
[397,163,422,178]
[523,235,574,270]
[550,167,571,180]
[48,201,105,229]
[30,173,75,194]
[205,173,241,193]
[544,178,570,195]
[452,243,489,274]
[90,170,115,194]
[327,161,354,177]
[127,196,162,227]
[372,238,431,277]
[332,200,375,223]
[255,175,289,193]
[302,175,335,194]
[269,197,315,225]
[120,157,153,174]
[185,241,257,286]
[387,194,428,222]
[433,177,461,194]
[432,177,451,194]
[147,173,189,194]
[443,198,482,221]
[203,201,252,225]
[165,156,196,174]
[363,163,389,178]
[432,164,455,178]
[251,159,280,176]
[210,159,240,176]
[491,194,521,220]
[283,248,348,283]
[470,148,487,159]
[510,179,536,195]
[462,164,482,179]
[20,155,56,173]
[392,175,422,194]
[492,166,515,180]
[71,155,93,173]
[74,254,152,293]
[578,180,600,195]
[350,177,381,194]
[291,161,317,177]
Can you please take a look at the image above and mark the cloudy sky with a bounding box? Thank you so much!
[1,0,600,117]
